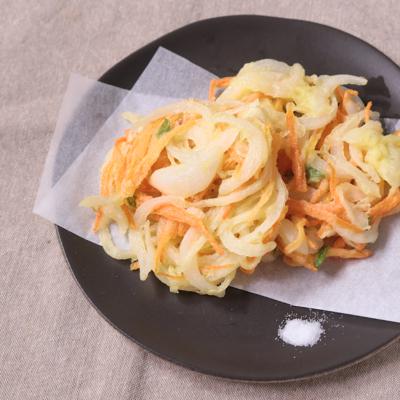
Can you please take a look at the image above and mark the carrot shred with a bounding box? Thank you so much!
[305,218,321,227]
[354,243,366,251]
[154,219,177,271]
[100,162,112,196]
[130,261,140,271]
[135,192,153,208]
[201,264,234,271]
[100,135,128,196]
[317,222,333,239]
[316,88,358,150]
[327,247,372,259]
[222,204,234,219]
[340,89,358,115]
[277,149,293,176]
[100,119,156,196]
[154,205,224,255]
[208,77,233,101]
[240,267,256,275]
[92,208,103,232]
[332,237,346,248]
[286,104,307,192]
[137,179,161,196]
[369,189,400,220]
[223,145,245,170]
[151,149,171,171]
[364,101,373,122]
[317,115,341,149]
[378,179,386,197]
[335,86,345,101]
[307,236,320,251]
[190,179,220,202]
[283,253,317,272]
[288,199,364,233]
[328,162,342,206]
[115,136,127,146]
[335,217,364,232]
[123,127,134,136]
[121,204,135,228]
[273,98,284,112]
[177,223,189,237]
[343,142,351,162]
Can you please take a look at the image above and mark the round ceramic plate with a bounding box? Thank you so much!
[58,16,400,381]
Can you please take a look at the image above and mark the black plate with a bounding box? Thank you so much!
[58,16,400,381]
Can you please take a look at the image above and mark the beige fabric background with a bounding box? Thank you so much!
[1,1,400,398]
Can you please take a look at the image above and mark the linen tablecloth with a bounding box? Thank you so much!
[1,1,400,398]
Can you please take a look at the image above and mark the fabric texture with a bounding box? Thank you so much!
[1,1,400,398]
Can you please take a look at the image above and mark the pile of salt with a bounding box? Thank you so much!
[278,318,324,347]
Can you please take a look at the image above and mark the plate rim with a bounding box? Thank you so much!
[101,14,400,111]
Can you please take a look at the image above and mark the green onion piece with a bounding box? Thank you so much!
[315,245,329,268]
[156,118,171,138]
[126,196,136,208]
[306,165,325,184]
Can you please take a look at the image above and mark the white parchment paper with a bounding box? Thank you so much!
[34,47,400,322]
[35,74,129,205]
[34,48,216,242]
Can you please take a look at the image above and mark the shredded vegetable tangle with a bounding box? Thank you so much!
[81,58,400,297]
